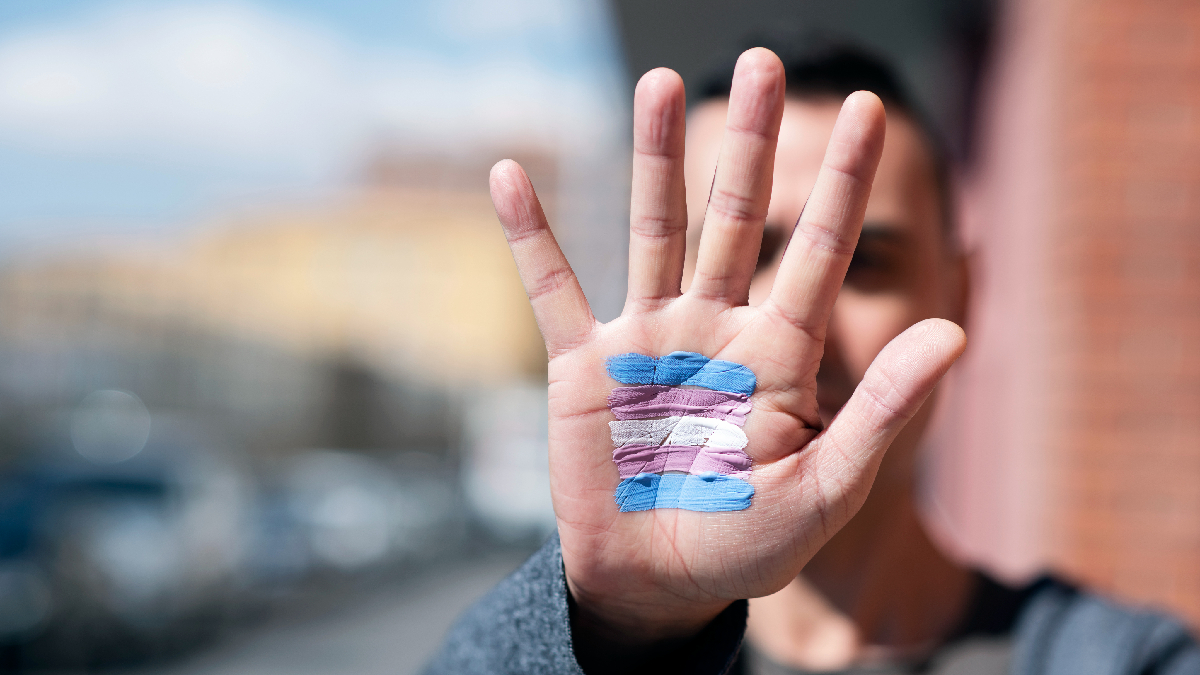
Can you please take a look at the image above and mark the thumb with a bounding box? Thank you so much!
[798,318,966,524]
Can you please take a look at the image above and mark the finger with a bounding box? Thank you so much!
[626,68,688,311]
[688,47,785,304]
[764,92,886,338]
[490,160,596,356]
[796,319,966,520]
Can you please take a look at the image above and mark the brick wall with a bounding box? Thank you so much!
[933,0,1200,626]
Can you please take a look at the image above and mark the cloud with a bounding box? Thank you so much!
[0,3,356,172]
[435,0,585,40]
[0,1,624,181]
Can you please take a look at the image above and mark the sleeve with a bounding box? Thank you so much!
[1140,620,1200,675]
[421,532,749,675]
[1011,579,1200,675]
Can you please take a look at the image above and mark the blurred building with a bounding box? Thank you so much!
[0,164,556,666]
[942,0,1200,627]
[0,0,621,667]
[0,177,545,460]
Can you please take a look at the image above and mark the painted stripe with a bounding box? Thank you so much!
[608,416,677,447]
[612,444,751,479]
[665,417,748,448]
[614,473,754,512]
[607,385,751,424]
[608,417,749,449]
[606,352,756,396]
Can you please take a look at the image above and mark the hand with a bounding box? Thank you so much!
[488,48,966,656]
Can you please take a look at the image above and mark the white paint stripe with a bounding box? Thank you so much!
[609,417,679,447]
[667,416,748,448]
[608,416,748,450]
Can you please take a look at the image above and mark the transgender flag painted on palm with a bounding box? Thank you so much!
[605,352,756,512]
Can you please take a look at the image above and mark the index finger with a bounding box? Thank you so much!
[763,92,886,338]
[687,48,785,306]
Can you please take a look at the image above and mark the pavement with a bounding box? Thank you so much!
[130,551,531,675]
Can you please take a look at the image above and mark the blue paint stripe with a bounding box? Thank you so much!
[605,351,756,396]
[614,472,754,512]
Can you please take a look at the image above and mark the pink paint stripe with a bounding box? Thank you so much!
[607,385,752,425]
[613,444,752,479]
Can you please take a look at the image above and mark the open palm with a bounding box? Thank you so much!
[488,48,965,647]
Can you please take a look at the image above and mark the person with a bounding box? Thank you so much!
[423,44,1200,675]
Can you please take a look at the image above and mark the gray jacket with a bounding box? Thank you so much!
[424,534,1200,675]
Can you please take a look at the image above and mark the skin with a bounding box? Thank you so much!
[488,48,967,671]
[685,97,973,668]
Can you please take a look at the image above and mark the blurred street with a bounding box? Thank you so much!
[125,550,531,675]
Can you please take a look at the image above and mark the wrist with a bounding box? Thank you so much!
[568,577,748,675]
[566,574,730,649]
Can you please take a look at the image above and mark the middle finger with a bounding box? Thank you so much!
[688,48,786,306]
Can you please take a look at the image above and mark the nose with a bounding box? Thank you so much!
[815,303,854,425]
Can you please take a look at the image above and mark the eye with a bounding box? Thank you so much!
[844,238,907,292]
[755,225,788,274]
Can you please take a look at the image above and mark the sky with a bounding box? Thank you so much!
[0,0,628,248]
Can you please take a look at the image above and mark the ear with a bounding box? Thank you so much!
[945,247,972,331]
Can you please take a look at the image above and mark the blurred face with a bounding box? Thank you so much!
[684,97,966,487]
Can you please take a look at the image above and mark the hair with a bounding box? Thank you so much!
[696,36,957,241]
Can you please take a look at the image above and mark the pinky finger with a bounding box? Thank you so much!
[490,160,596,357]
